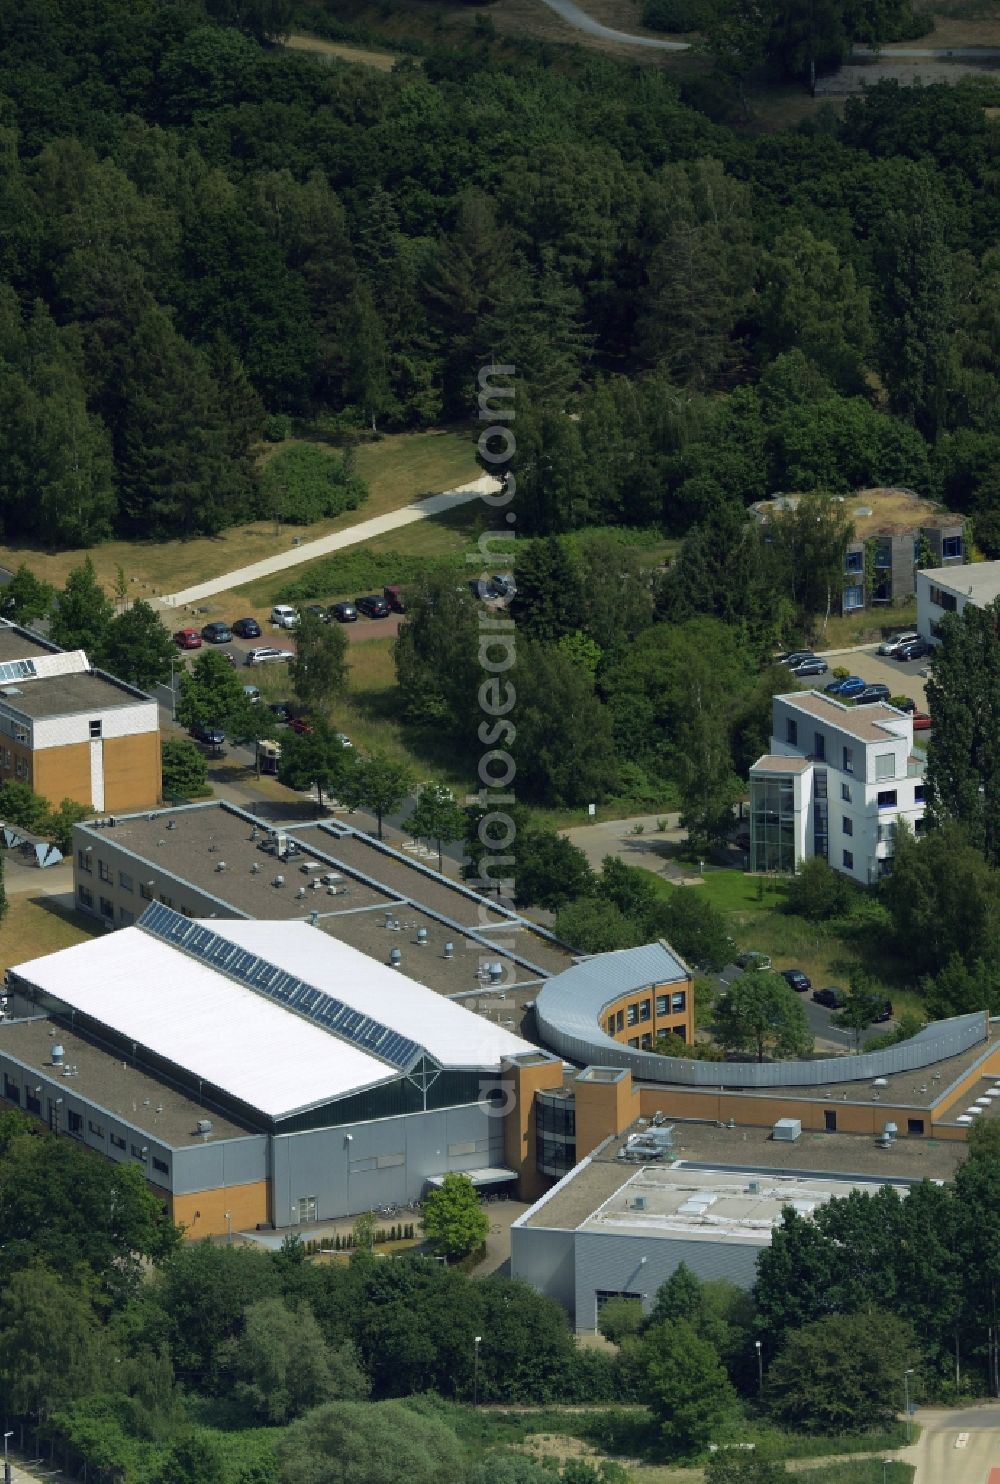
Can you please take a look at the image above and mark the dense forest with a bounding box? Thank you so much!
[2,0,1000,549]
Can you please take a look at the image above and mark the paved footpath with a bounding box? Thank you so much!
[159,475,500,608]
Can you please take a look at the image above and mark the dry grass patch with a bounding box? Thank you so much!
[284,31,402,68]
[0,895,101,975]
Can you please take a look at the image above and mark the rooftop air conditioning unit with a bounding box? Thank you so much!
[196,1119,213,1135]
[300,861,323,875]
[772,1118,801,1142]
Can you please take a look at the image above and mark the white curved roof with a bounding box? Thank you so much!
[535,941,690,1055]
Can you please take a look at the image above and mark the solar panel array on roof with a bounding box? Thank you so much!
[0,658,36,685]
[138,901,422,1070]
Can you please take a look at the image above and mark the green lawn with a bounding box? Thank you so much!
[0,893,101,975]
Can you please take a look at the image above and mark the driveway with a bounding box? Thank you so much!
[716,962,858,1051]
[158,475,500,608]
[535,0,690,49]
[901,1404,1000,1483]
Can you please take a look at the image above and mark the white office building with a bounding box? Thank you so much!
[749,691,926,884]
[917,562,1000,643]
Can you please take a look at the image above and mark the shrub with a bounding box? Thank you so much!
[642,0,709,29]
[263,413,293,442]
[261,444,367,525]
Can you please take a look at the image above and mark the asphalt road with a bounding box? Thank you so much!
[904,1405,1000,1484]
[535,0,691,48]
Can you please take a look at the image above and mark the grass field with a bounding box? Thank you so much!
[0,428,479,600]
[0,894,100,975]
[284,31,403,68]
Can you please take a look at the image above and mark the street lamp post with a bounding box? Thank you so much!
[225,1210,232,1246]
[5,1427,13,1484]
[754,1339,763,1397]
[473,1335,482,1407]
[903,1367,914,1442]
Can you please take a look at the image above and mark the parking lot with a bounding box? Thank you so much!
[817,643,931,712]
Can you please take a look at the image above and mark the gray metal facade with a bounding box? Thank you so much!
[534,1003,987,1088]
[271,1100,504,1224]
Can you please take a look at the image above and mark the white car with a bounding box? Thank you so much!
[270,604,299,629]
[877,631,919,656]
[244,647,294,666]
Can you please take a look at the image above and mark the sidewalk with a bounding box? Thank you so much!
[159,476,500,607]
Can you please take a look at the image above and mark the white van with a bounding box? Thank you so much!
[270,604,299,629]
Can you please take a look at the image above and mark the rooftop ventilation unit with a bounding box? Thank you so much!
[166,820,177,831]
[300,861,323,875]
[488,962,504,983]
[384,912,394,929]
[443,942,454,959]
[273,875,285,888]
[215,861,226,872]
[873,1077,888,1088]
[274,831,288,858]
[747,1180,761,1195]
[51,1043,64,1065]
[323,872,344,886]
[309,911,319,927]
[416,928,428,946]
[250,862,261,874]
[772,1118,801,1142]
[196,1119,213,1135]
[389,948,402,968]
[296,886,306,899]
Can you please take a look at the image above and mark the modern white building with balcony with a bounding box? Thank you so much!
[749,692,926,885]
[916,561,1000,643]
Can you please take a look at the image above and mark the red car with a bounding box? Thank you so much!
[912,711,932,731]
[287,716,314,735]
[173,628,203,650]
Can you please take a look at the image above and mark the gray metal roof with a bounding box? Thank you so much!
[535,941,690,1052]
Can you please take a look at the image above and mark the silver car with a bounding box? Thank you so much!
[877,631,919,656]
[245,647,294,666]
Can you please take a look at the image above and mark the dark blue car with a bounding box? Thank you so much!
[824,675,866,698]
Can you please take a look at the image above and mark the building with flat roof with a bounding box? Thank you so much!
[511,1119,966,1330]
[4,904,542,1235]
[917,561,1000,643]
[749,691,925,884]
[0,621,159,813]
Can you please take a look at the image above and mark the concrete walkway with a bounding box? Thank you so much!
[159,475,500,607]
[561,811,693,876]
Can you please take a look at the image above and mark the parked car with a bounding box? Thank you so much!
[383,585,406,613]
[857,683,891,705]
[491,573,516,599]
[896,638,930,662]
[334,732,353,749]
[303,604,330,623]
[735,950,772,971]
[172,628,202,650]
[895,696,916,714]
[191,720,225,747]
[877,631,919,656]
[778,650,818,668]
[470,577,499,601]
[243,685,261,704]
[200,621,232,644]
[781,969,811,993]
[268,700,292,721]
[355,594,390,619]
[824,675,866,698]
[288,716,314,735]
[232,617,262,639]
[873,999,894,1023]
[245,647,294,666]
[329,602,358,623]
[789,656,828,677]
[812,986,848,1009]
[270,604,299,629]
[912,711,932,731]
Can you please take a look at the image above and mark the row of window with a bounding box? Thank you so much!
[929,585,958,612]
[77,853,134,894]
[2,1082,167,1167]
[627,1026,687,1050]
[606,991,687,1036]
[786,718,899,783]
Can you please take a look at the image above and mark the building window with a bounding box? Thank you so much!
[13,725,27,745]
[119,871,133,892]
[878,821,897,848]
[3,1075,19,1104]
[100,897,113,920]
[907,1118,925,1136]
[89,719,102,739]
[877,789,897,809]
[875,753,895,782]
[671,991,686,1013]
[606,1016,616,1035]
[786,718,798,746]
[843,585,864,611]
[67,1112,83,1137]
[110,1132,126,1150]
[655,995,668,1016]
[914,784,925,803]
[626,1003,638,1026]
[825,1110,837,1132]
[296,1196,318,1224]
[841,782,851,802]
[615,1010,624,1033]
[844,550,863,573]
[152,1156,169,1176]
[942,536,962,560]
[78,849,92,872]
[639,999,651,1022]
[814,732,825,761]
[750,773,797,874]
[627,1037,639,1048]
[843,849,854,870]
[158,894,173,908]
[842,746,854,774]
[929,585,957,612]
[842,816,853,837]
[671,1025,686,1043]
[25,1091,40,1116]
[640,1033,652,1049]
[78,885,93,909]
[98,859,112,882]
[140,882,153,901]
[14,757,27,780]
[130,1144,145,1159]
[88,1120,104,1137]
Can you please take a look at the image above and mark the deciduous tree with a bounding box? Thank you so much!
[421,1173,489,1261]
[404,784,468,872]
[714,971,813,1062]
[289,611,349,715]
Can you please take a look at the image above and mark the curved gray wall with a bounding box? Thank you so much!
[535,1002,988,1088]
